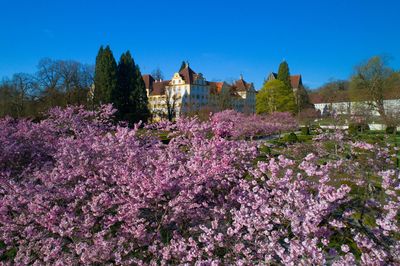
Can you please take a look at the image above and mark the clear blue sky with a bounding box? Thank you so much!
[1,0,399,89]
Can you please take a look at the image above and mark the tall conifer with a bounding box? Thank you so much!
[132,64,150,123]
[94,45,117,105]
[115,51,136,121]
[114,50,150,124]
[277,61,292,89]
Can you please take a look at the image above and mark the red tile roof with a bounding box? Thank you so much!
[209,81,228,94]
[290,75,302,88]
[142,74,170,96]
[150,80,170,96]
[179,65,197,84]
[234,77,254,92]
[143,74,155,91]
[268,72,303,88]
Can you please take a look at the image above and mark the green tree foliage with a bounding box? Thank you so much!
[277,61,291,89]
[115,51,150,124]
[132,64,150,123]
[114,51,136,121]
[256,79,297,114]
[94,46,117,105]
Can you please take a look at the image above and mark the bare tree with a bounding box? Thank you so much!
[350,56,398,125]
[0,58,94,118]
[37,58,62,91]
[36,59,94,108]
[14,73,38,116]
[151,68,164,81]
[0,79,18,117]
[0,73,39,117]
[298,108,320,128]
[217,86,233,111]
[165,88,179,121]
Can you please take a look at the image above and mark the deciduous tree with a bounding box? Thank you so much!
[151,68,164,81]
[256,79,297,114]
[350,56,398,125]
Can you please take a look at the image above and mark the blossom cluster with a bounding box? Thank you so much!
[0,105,399,265]
[210,110,298,139]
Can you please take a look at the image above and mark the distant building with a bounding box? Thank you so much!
[143,64,256,120]
[265,72,313,111]
[309,93,400,117]
[266,72,304,92]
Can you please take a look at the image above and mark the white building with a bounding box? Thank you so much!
[313,99,400,116]
[143,64,256,120]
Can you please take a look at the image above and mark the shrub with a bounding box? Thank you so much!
[349,122,370,135]
[310,124,323,133]
[284,132,299,143]
[386,126,396,134]
[301,126,310,135]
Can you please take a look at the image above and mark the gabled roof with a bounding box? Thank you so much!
[269,72,278,79]
[143,74,155,91]
[179,65,197,84]
[290,75,302,89]
[150,80,170,96]
[209,81,225,94]
[267,72,303,89]
[234,77,254,92]
[142,74,170,96]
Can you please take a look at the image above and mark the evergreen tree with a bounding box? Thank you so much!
[277,61,292,89]
[115,51,150,124]
[132,64,150,123]
[115,51,136,121]
[179,61,187,71]
[93,45,117,105]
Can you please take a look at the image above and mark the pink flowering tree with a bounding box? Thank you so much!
[0,105,399,265]
[210,110,298,139]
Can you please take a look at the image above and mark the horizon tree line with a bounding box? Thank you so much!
[0,45,151,124]
[0,58,94,118]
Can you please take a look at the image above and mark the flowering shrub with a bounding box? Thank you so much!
[0,105,399,265]
[210,110,298,139]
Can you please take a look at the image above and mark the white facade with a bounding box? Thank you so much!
[145,65,256,120]
[314,99,400,116]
